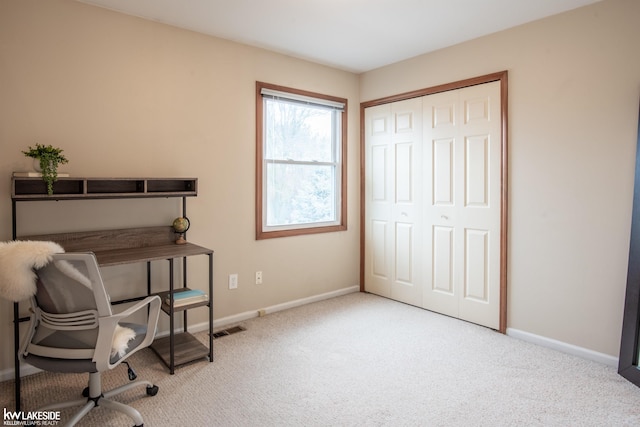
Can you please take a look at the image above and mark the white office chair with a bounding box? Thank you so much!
[20,252,161,426]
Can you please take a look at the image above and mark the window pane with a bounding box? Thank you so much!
[265,99,334,162]
[266,163,336,227]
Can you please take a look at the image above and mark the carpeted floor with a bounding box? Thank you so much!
[2,292,640,426]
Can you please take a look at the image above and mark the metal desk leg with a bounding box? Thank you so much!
[182,256,187,331]
[209,253,214,362]
[147,262,151,295]
[14,302,21,411]
[168,258,175,374]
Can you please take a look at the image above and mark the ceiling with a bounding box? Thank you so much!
[77,0,601,73]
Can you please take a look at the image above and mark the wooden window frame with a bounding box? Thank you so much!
[256,81,348,240]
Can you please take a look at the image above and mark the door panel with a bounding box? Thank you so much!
[365,99,423,306]
[389,99,422,305]
[371,145,387,202]
[432,226,454,292]
[423,89,460,316]
[365,104,393,298]
[465,135,489,207]
[395,143,414,203]
[395,222,414,284]
[464,228,489,302]
[422,81,500,329]
[433,138,455,206]
[371,220,388,279]
[457,82,501,329]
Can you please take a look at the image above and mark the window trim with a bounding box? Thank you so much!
[256,81,348,240]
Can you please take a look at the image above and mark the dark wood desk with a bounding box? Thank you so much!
[14,226,214,408]
[10,176,205,411]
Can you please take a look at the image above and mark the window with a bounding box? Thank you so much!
[256,82,347,239]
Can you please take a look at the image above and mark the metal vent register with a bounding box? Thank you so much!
[212,325,246,339]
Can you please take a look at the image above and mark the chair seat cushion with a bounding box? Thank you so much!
[24,353,98,373]
[24,323,148,373]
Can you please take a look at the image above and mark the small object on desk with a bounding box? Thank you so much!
[172,217,190,245]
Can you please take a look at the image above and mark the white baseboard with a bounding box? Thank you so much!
[0,285,360,382]
[0,363,42,382]
[506,328,619,367]
[192,284,361,333]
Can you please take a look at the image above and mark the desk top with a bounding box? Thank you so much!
[19,226,213,267]
[90,242,212,266]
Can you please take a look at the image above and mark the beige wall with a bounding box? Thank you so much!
[0,0,638,376]
[361,0,640,356]
[0,0,360,373]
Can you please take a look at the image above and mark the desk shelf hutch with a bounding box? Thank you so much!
[10,176,214,411]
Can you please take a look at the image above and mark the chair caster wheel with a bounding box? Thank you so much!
[146,385,159,396]
[82,387,89,397]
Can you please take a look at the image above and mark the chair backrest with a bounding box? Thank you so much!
[23,253,113,359]
[34,253,111,315]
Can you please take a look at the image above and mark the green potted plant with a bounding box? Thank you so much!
[22,144,69,195]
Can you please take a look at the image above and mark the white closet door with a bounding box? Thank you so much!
[364,98,423,306]
[422,81,501,329]
[364,80,503,330]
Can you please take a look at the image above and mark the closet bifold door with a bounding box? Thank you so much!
[363,79,502,331]
[422,82,501,330]
[619,101,640,387]
[364,98,423,307]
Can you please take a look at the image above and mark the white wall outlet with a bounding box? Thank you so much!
[255,271,263,285]
[228,273,238,289]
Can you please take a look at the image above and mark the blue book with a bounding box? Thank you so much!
[170,289,205,300]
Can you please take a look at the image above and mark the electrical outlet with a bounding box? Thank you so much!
[228,273,238,290]
[255,271,263,285]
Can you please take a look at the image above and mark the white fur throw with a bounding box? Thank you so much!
[0,240,65,302]
[111,325,137,358]
[0,241,137,358]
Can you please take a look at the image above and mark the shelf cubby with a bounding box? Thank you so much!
[150,333,210,368]
[147,179,197,194]
[86,179,145,194]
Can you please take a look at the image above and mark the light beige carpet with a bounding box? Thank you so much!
[2,292,640,426]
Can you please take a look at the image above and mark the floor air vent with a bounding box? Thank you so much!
[212,325,246,339]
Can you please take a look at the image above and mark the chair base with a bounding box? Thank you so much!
[36,372,157,427]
